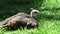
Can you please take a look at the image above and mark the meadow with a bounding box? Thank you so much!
[0,0,60,34]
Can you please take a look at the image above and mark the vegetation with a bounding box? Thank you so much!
[0,0,60,34]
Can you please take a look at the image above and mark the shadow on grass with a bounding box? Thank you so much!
[0,0,45,21]
[4,26,38,31]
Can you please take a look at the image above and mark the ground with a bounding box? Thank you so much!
[0,10,60,34]
[0,0,60,34]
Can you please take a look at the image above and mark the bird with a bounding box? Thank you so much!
[0,8,40,29]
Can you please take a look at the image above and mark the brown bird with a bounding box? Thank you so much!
[0,8,40,29]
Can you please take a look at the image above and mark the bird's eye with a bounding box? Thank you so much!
[34,12,37,13]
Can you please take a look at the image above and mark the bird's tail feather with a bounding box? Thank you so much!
[0,22,7,28]
[0,24,7,28]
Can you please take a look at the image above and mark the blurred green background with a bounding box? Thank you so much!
[0,0,60,34]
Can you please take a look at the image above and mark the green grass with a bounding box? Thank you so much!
[0,10,60,34]
[0,0,60,34]
[44,0,60,8]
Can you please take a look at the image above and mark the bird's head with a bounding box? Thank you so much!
[30,8,40,17]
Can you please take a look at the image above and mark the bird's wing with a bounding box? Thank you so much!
[1,12,27,25]
[6,13,30,25]
[0,12,31,28]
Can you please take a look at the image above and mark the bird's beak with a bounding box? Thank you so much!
[37,11,40,14]
[37,11,40,16]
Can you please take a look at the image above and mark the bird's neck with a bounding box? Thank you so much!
[30,12,37,20]
[30,11,33,17]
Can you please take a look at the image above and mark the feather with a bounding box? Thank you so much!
[0,8,39,29]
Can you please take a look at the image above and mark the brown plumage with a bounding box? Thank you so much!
[0,8,39,29]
